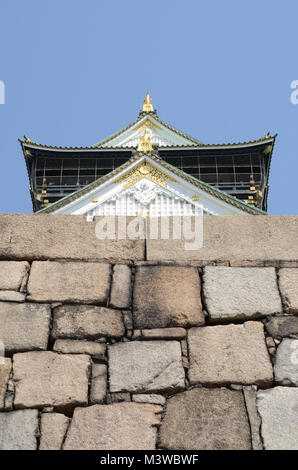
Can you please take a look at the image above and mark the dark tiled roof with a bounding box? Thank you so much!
[37,151,267,216]
[19,110,276,151]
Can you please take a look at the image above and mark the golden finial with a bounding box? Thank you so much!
[137,130,153,152]
[264,132,271,139]
[142,91,154,112]
[24,135,32,143]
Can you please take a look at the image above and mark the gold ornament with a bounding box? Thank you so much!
[114,161,176,189]
[142,91,154,112]
[137,130,153,152]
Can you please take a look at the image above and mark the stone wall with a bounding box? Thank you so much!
[0,215,298,450]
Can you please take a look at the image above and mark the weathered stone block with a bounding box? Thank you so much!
[257,387,298,449]
[27,261,111,304]
[0,302,50,354]
[52,304,124,340]
[0,291,26,302]
[13,351,90,411]
[0,409,38,450]
[159,388,251,450]
[53,339,106,356]
[63,403,162,450]
[279,268,298,314]
[146,216,298,264]
[109,341,185,393]
[274,338,298,386]
[0,358,11,410]
[132,394,166,405]
[133,266,204,329]
[203,267,282,323]
[264,315,298,338]
[109,264,132,309]
[39,413,69,450]
[0,214,145,261]
[90,364,107,404]
[188,322,273,387]
[140,328,186,340]
[90,377,106,404]
[0,261,29,291]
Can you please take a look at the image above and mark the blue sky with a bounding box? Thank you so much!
[0,0,297,214]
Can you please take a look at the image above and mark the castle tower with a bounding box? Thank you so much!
[20,92,275,216]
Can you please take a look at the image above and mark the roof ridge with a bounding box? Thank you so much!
[19,132,277,152]
[92,113,203,148]
[150,115,203,145]
[92,114,143,148]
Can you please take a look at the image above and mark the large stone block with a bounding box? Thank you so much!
[27,261,111,304]
[0,214,145,261]
[279,268,298,314]
[0,409,38,450]
[274,338,298,386]
[13,351,90,411]
[133,266,204,329]
[264,315,298,338]
[188,322,273,387]
[0,358,11,410]
[109,341,185,393]
[146,216,298,263]
[159,388,251,450]
[109,264,132,309]
[52,304,124,340]
[39,413,70,450]
[257,387,298,450]
[0,261,29,290]
[203,267,282,322]
[0,302,50,354]
[63,403,162,450]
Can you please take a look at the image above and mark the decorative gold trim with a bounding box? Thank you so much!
[136,118,161,133]
[114,160,177,189]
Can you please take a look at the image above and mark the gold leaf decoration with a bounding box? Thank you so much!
[114,161,176,189]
